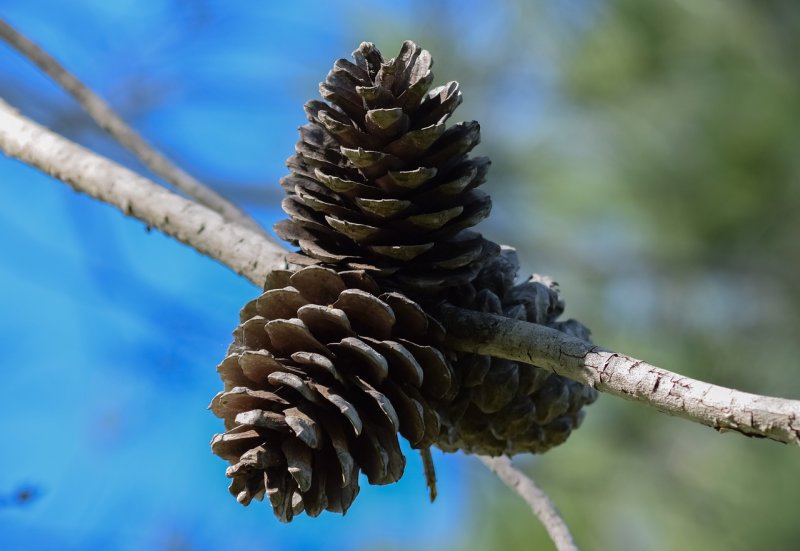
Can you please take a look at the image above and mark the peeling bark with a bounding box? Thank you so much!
[439,305,800,446]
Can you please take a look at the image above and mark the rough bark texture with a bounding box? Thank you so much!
[440,305,800,446]
[0,99,286,286]
[3,98,799,447]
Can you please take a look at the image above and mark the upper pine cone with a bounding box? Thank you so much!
[275,41,498,291]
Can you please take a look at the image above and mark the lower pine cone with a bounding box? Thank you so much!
[433,247,598,456]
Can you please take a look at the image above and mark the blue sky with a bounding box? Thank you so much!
[0,2,488,549]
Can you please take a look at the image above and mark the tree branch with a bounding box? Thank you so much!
[478,456,578,551]
[439,304,800,446]
[2,97,799,448]
[0,98,286,285]
[0,17,272,239]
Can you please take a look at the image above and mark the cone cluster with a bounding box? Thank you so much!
[211,40,598,521]
[211,266,453,521]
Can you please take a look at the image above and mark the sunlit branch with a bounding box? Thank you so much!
[0,17,273,240]
[0,99,286,285]
[439,305,800,446]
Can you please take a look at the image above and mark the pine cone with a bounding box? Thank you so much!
[436,247,598,455]
[211,40,599,521]
[275,40,498,292]
[210,266,454,521]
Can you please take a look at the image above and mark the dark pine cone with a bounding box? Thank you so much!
[437,247,599,456]
[210,266,454,521]
[275,40,498,291]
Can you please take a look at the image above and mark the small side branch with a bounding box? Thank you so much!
[440,305,800,446]
[0,99,286,286]
[0,17,271,238]
[478,456,578,551]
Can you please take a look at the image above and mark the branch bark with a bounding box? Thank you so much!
[2,97,799,448]
[439,304,800,446]
[478,456,578,551]
[0,17,272,239]
[0,98,286,285]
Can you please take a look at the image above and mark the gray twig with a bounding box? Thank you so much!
[0,17,273,239]
[478,456,578,551]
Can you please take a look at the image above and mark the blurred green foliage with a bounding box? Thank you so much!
[356,0,800,549]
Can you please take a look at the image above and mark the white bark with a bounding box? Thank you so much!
[0,99,287,286]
